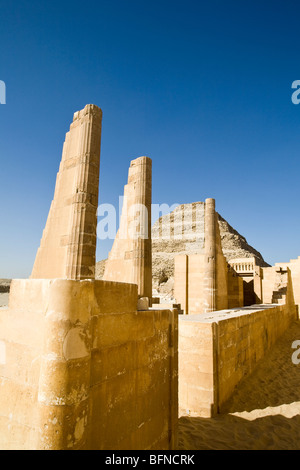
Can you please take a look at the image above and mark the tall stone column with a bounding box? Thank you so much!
[203,198,217,313]
[103,156,152,299]
[31,104,102,280]
[130,157,152,298]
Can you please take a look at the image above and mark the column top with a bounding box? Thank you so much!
[73,104,103,122]
[130,156,152,167]
[205,198,215,208]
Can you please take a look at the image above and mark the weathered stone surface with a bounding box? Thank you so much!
[103,156,152,298]
[31,104,102,280]
[0,107,178,450]
[0,279,178,450]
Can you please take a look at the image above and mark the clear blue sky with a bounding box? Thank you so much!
[0,0,300,278]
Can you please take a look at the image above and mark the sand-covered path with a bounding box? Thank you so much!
[178,320,300,450]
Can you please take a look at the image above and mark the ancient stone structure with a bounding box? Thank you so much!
[0,107,177,450]
[203,198,217,313]
[228,257,260,306]
[174,199,243,314]
[103,156,152,299]
[2,99,300,450]
[227,256,300,309]
[96,201,269,300]
[268,256,300,308]
[179,301,297,418]
[179,251,299,418]
[31,104,102,280]
[150,201,269,293]
[260,263,296,306]
[0,279,177,450]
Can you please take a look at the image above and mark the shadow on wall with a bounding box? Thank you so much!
[243,279,255,306]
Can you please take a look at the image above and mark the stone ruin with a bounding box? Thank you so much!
[0,103,299,448]
[103,156,152,300]
[31,104,102,280]
[0,105,177,450]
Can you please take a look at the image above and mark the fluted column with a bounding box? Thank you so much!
[203,198,217,313]
[130,157,152,298]
[31,104,102,280]
[66,106,102,279]
[103,156,152,299]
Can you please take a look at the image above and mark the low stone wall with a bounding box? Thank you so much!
[179,303,297,418]
[0,279,178,450]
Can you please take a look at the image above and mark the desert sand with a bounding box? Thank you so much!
[178,320,300,450]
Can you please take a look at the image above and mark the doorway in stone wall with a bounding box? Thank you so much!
[243,279,256,306]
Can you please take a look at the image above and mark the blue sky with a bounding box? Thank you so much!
[0,0,300,278]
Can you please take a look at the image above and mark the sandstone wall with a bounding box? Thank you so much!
[227,267,244,308]
[175,253,244,315]
[179,303,297,418]
[0,279,178,450]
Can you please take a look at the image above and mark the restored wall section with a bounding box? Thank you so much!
[179,302,297,418]
[0,279,178,450]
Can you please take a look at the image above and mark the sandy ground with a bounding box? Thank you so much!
[178,320,300,450]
